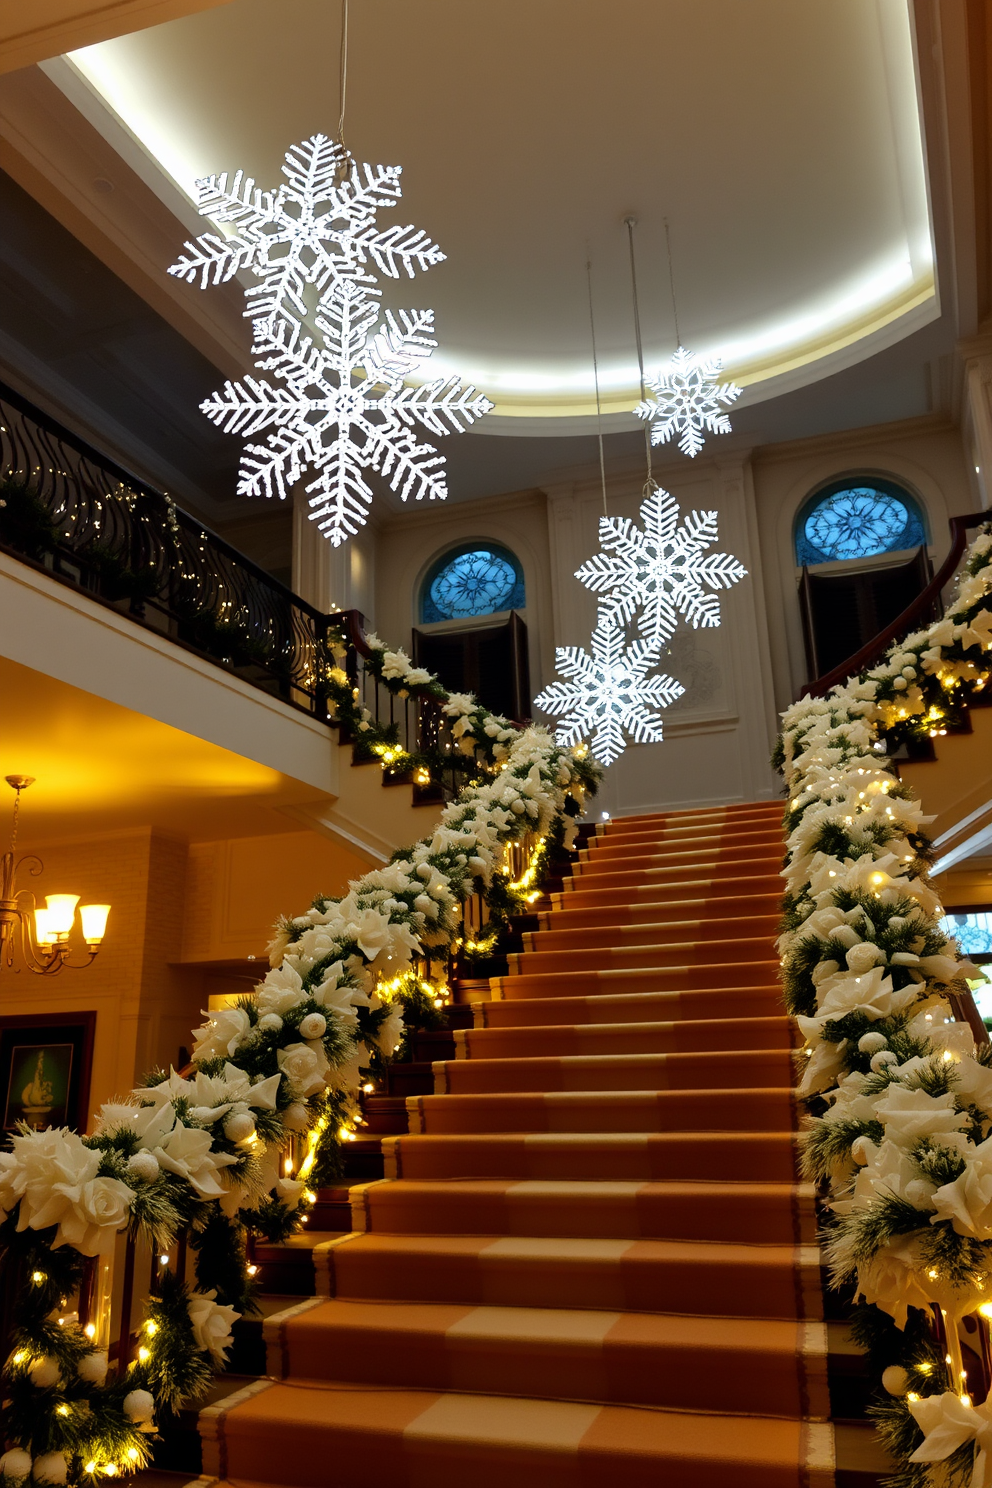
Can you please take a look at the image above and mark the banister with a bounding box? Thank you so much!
[801,513,989,698]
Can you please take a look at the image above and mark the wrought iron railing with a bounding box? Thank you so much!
[0,379,332,719]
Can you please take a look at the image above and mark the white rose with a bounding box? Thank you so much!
[846,941,886,974]
[187,1291,239,1363]
[62,1177,135,1257]
[258,1013,283,1033]
[298,1013,327,1041]
[277,1042,329,1098]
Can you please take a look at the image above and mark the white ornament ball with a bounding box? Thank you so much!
[282,1102,310,1133]
[76,1350,108,1385]
[258,1013,283,1033]
[27,1356,59,1389]
[126,1150,160,1182]
[32,1453,67,1486]
[123,1389,156,1424]
[851,1135,875,1166]
[870,1050,900,1072]
[881,1365,909,1396]
[0,1450,32,1484]
[858,1031,888,1054]
[298,1013,326,1041]
[223,1111,256,1143]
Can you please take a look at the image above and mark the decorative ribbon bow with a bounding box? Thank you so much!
[909,1390,992,1488]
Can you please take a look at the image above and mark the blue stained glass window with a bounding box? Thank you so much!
[421,544,526,623]
[941,912,992,961]
[796,479,927,566]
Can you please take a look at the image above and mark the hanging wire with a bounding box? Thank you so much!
[624,216,654,493]
[585,256,608,517]
[663,217,682,349]
[336,0,351,172]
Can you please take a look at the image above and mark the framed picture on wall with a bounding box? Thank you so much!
[0,1013,96,1136]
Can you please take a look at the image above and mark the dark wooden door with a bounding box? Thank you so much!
[412,612,531,721]
[799,547,933,679]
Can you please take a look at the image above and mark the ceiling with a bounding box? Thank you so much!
[60,0,935,424]
[0,656,331,844]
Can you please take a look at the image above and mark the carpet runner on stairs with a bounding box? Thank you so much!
[202,801,835,1488]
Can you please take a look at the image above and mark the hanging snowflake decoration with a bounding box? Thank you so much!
[168,134,493,545]
[634,346,741,458]
[575,483,747,648]
[533,616,684,766]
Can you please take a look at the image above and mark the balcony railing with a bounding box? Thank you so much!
[0,378,332,719]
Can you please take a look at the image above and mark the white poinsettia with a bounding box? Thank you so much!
[871,1084,971,1150]
[191,1006,252,1062]
[149,1124,238,1200]
[930,1135,992,1239]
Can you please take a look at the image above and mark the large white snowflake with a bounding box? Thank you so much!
[634,345,741,458]
[201,281,492,544]
[168,135,492,545]
[533,616,684,766]
[575,484,747,648]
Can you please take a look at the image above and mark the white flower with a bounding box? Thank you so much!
[187,1290,239,1363]
[277,1042,329,1098]
[256,964,306,1017]
[372,1003,404,1058]
[845,941,886,974]
[908,1387,992,1484]
[12,1129,134,1257]
[276,1177,304,1210]
[298,1013,327,1040]
[931,1134,992,1238]
[854,1237,936,1328]
[258,1013,283,1033]
[150,1124,238,1200]
[191,1007,252,1062]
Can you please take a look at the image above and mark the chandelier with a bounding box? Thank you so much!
[0,777,110,976]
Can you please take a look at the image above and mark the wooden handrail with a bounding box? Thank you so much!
[802,514,989,698]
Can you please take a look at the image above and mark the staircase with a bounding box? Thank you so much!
[197,803,885,1488]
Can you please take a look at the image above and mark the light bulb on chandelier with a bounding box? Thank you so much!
[0,777,110,976]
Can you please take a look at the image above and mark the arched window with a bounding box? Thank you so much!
[420,542,525,623]
[795,478,927,566]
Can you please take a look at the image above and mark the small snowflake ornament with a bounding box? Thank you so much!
[575,484,747,649]
[533,616,684,766]
[169,135,493,545]
[635,346,741,458]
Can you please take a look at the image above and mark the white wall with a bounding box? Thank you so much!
[340,412,981,817]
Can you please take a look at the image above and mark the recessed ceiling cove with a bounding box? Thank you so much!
[60,0,934,428]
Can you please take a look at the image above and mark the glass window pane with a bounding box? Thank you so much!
[796,482,926,565]
[941,911,992,959]
[422,547,525,622]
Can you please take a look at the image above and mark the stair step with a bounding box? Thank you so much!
[455,1013,796,1060]
[584,833,784,861]
[570,859,781,889]
[264,1296,828,1417]
[489,962,781,999]
[433,1047,795,1095]
[381,1130,798,1183]
[473,985,784,1029]
[511,935,784,973]
[540,893,782,931]
[354,1177,816,1244]
[406,1086,796,1135]
[526,913,780,951]
[201,1382,832,1488]
[556,874,782,909]
[316,1230,823,1320]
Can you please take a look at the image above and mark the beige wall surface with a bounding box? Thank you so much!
[364,412,984,815]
